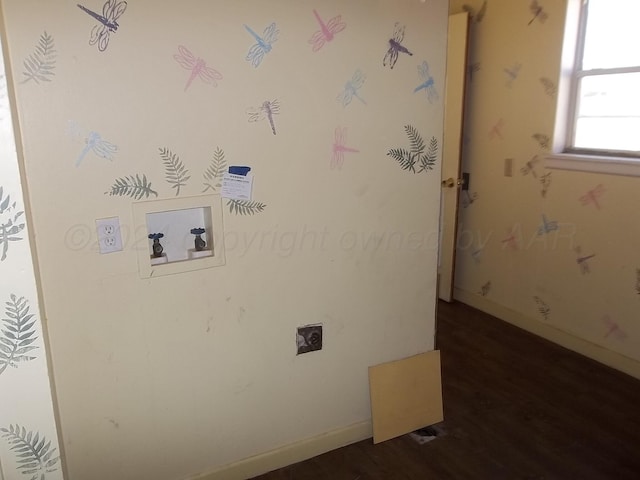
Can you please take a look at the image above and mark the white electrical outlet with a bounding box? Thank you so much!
[96,217,123,254]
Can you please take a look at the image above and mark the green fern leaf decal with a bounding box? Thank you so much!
[21,31,56,84]
[0,295,38,376]
[533,296,551,321]
[1,424,60,478]
[159,147,191,196]
[227,199,266,215]
[104,174,158,200]
[0,187,26,261]
[387,148,415,172]
[418,136,438,172]
[405,124,425,155]
[202,147,227,193]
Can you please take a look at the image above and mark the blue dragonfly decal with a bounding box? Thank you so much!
[537,214,558,235]
[383,23,413,69]
[77,0,127,52]
[414,61,438,103]
[68,121,118,167]
[336,69,367,107]
[244,22,279,67]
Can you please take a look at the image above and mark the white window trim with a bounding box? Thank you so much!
[546,0,640,177]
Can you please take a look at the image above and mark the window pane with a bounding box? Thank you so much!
[583,0,640,69]
[573,73,640,152]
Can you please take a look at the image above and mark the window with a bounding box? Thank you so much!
[567,0,640,156]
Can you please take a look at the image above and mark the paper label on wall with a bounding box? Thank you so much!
[221,173,253,200]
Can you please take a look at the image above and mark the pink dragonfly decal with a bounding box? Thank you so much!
[247,99,280,135]
[501,228,519,250]
[488,118,505,140]
[308,9,346,52]
[173,45,223,92]
[579,184,605,209]
[331,127,359,170]
[603,316,626,341]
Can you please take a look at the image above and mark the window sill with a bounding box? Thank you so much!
[545,153,640,177]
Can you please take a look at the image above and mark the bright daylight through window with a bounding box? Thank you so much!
[568,0,640,156]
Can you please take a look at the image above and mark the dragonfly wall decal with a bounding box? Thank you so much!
[579,184,605,209]
[337,69,367,107]
[68,121,117,167]
[247,99,280,135]
[244,22,279,68]
[467,62,481,82]
[77,0,127,52]
[574,246,596,274]
[501,228,519,250]
[414,61,439,103]
[521,155,540,178]
[173,45,223,91]
[603,315,626,341]
[537,214,558,235]
[504,62,522,87]
[488,118,505,140]
[331,127,359,170]
[309,9,346,52]
[383,23,413,69]
[528,0,548,26]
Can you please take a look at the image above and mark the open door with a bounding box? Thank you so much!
[438,12,469,302]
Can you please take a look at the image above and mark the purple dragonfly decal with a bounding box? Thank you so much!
[247,99,280,135]
[77,0,127,52]
[414,61,438,103]
[331,127,359,170]
[173,45,223,92]
[574,246,596,274]
[383,23,413,69]
[244,22,279,68]
[309,9,346,52]
[528,0,548,26]
[337,69,367,107]
[521,156,541,178]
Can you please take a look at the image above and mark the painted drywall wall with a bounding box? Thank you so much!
[0,31,64,480]
[0,1,448,479]
[450,0,640,377]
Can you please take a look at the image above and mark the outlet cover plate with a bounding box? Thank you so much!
[96,217,123,254]
[297,324,323,354]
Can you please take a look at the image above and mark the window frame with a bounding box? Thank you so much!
[547,0,640,176]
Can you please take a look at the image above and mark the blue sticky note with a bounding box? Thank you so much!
[229,166,251,176]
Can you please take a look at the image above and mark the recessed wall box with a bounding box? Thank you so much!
[132,194,225,278]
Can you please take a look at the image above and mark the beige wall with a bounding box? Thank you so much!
[451,0,640,377]
[0,30,63,480]
[1,1,448,479]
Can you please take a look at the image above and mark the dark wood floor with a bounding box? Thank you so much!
[252,300,640,480]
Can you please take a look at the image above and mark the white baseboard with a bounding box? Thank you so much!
[453,288,640,381]
[188,420,372,480]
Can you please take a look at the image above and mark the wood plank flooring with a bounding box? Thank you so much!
[252,300,640,480]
